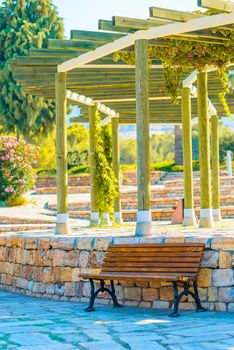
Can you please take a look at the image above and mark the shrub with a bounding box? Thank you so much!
[0,136,39,204]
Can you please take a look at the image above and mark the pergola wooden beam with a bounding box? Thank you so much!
[198,0,234,12]
[149,7,201,22]
[58,11,234,72]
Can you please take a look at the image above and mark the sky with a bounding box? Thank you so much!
[53,0,199,38]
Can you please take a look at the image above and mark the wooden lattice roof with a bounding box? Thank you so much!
[12,0,234,124]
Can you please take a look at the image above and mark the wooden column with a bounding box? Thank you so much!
[55,72,70,234]
[111,116,122,223]
[135,39,152,236]
[181,87,197,226]
[197,71,214,228]
[211,114,221,221]
[89,104,99,226]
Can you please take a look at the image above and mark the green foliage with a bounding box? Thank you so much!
[120,138,137,164]
[0,135,39,203]
[67,124,89,169]
[113,13,234,116]
[94,111,118,219]
[150,131,175,162]
[0,0,64,136]
[151,160,200,172]
[219,125,234,162]
[68,165,90,175]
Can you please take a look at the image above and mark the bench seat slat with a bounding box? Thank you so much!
[104,257,201,263]
[102,262,201,268]
[108,247,204,252]
[79,272,197,281]
[105,252,203,258]
[101,267,200,273]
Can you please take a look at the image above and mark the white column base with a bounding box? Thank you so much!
[56,213,70,234]
[213,208,222,222]
[199,208,214,228]
[114,212,123,224]
[102,213,112,226]
[135,210,153,236]
[183,208,197,227]
[90,212,99,227]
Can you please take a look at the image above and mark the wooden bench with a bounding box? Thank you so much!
[80,243,206,317]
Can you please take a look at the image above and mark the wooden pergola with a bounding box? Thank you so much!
[12,0,234,235]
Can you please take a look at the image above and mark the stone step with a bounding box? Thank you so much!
[0,216,55,225]
[0,224,55,232]
[67,206,234,221]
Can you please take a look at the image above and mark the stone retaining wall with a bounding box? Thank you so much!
[0,235,233,312]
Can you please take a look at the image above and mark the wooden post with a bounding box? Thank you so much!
[135,39,152,236]
[89,104,99,226]
[181,87,197,226]
[55,72,70,234]
[197,71,214,228]
[111,116,122,223]
[211,114,221,221]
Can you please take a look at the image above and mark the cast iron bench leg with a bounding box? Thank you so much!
[169,280,206,317]
[85,279,122,312]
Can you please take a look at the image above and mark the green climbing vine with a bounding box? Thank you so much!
[113,13,234,116]
[94,110,118,221]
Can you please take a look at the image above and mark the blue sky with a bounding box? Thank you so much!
[53,0,199,38]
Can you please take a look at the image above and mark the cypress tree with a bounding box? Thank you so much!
[0,0,64,137]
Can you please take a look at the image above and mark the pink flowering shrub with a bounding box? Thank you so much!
[0,136,39,204]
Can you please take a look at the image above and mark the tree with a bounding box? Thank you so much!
[0,0,64,137]
[67,124,89,169]
[120,138,137,164]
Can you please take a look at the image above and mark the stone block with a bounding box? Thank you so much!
[72,267,81,282]
[164,237,185,243]
[64,282,77,297]
[16,277,28,289]
[142,288,158,301]
[115,285,124,300]
[215,302,227,311]
[64,250,80,267]
[82,282,91,297]
[119,280,135,287]
[51,267,61,283]
[139,301,152,308]
[228,303,234,312]
[124,300,139,307]
[55,283,64,296]
[179,303,196,311]
[52,250,65,267]
[124,287,141,301]
[25,239,38,250]
[26,250,36,266]
[208,287,218,302]
[213,269,234,287]
[153,300,170,309]
[60,267,72,282]
[38,239,51,250]
[50,238,75,251]
[211,238,234,251]
[218,287,234,302]
[159,286,174,301]
[93,238,113,251]
[38,282,46,294]
[201,251,219,268]
[46,284,55,295]
[42,267,52,283]
[76,238,93,250]
[79,251,90,268]
[197,268,212,287]
[202,302,215,311]
[219,252,232,268]
[149,281,161,289]
[135,280,149,288]
[185,237,210,248]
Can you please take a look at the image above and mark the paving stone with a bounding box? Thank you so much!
[0,291,233,350]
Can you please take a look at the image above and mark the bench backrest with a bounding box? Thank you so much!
[102,243,205,276]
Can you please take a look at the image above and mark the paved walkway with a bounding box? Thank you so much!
[0,291,233,350]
